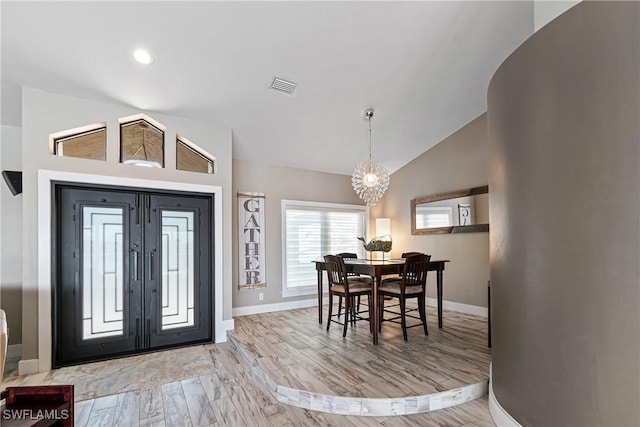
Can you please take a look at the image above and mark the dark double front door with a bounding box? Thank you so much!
[54,184,213,367]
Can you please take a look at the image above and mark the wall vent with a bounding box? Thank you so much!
[270,77,297,94]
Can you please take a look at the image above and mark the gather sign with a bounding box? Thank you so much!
[237,192,266,290]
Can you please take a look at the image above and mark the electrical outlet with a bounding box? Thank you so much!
[258,292,264,301]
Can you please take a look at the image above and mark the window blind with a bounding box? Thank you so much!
[283,202,366,293]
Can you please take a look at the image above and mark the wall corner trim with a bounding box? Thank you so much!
[215,319,235,343]
[17,359,39,376]
[489,363,522,427]
[232,297,486,319]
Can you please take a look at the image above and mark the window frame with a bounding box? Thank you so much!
[176,134,216,174]
[281,199,368,297]
[49,122,107,160]
[118,113,166,168]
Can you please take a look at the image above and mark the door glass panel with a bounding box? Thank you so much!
[82,206,124,340]
[161,210,195,330]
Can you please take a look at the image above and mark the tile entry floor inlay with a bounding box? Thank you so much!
[1,343,222,401]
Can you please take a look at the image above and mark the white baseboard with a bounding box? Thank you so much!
[233,297,485,318]
[233,297,329,317]
[488,364,522,426]
[7,344,22,360]
[427,297,488,318]
[18,359,39,376]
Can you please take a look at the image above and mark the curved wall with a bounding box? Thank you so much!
[487,2,639,426]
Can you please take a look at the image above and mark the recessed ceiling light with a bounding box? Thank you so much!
[133,49,154,65]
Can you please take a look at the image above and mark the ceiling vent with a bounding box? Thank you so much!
[270,77,297,94]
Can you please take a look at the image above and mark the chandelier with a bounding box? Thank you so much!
[351,109,390,206]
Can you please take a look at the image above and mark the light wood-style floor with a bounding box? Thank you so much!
[2,305,494,426]
[230,304,491,399]
[73,342,495,427]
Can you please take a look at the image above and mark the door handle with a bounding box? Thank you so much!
[147,251,154,281]
[145,195,151,223]
[132,251,139,281]
[135,318,140,350]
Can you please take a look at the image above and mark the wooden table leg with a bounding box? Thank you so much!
[317,269,323,324]
[437,269,443,328]
[372,273,380,345]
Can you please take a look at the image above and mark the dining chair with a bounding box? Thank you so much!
[324,255,372,337]
[378,253,431,341]
[336,252,370,319]
[381,251,424,283]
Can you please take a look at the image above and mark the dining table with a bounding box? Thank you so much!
[314,258,450,345]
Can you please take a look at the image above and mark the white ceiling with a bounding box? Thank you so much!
[1,1,533,175]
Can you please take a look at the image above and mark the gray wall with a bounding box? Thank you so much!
[533,0,580,32]
[375,114,489,308]
[1,125,23,345]
[488,2,639,425]
[232,159,363,309]
[21,88,233,362]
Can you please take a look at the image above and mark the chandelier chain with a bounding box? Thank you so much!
[367,115,372,160]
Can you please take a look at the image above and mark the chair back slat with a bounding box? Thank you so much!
[336,252,359,276]
[393,252,423,277]
[401,254,431,291]
[324,254,350,293]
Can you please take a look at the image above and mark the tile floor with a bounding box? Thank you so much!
[1,306,495,426]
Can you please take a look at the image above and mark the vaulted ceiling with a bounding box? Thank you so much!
[1,1,533,175]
